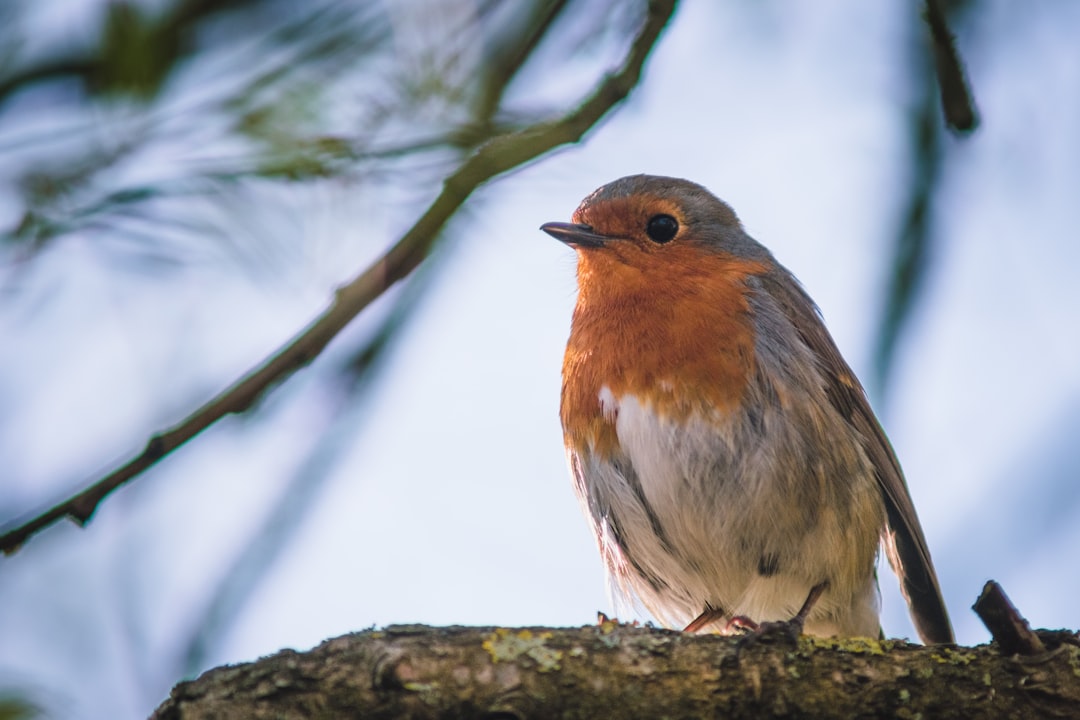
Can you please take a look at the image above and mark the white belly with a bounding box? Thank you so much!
[574,389,882,637]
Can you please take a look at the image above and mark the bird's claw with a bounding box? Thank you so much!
[735,617,805,649]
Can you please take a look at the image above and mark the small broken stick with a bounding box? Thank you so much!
[973,580,1045,656]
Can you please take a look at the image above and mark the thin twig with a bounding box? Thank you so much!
[923,0,979,134]
[474,0,571,121]
[171,1,550,669]
[0,0,679,555]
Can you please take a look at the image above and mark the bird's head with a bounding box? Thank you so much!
[541,174,772,302]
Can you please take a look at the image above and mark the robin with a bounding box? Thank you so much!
[541,174,953,643]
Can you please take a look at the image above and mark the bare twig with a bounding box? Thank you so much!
[170,0,538,662]
[973,580,1046,657]
[923,0,979,134]
[474,0,571,121]
[0,0,679,555]
[166,5,569,671]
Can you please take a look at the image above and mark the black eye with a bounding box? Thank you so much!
[645,214,678,244]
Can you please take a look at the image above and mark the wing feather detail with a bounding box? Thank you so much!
[758,268,954,644]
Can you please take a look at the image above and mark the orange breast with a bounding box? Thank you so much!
[561,245,769,457]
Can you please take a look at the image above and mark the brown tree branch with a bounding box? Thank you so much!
[169,1,556,674]
[0,0,679,555]
[152,623,1080,719]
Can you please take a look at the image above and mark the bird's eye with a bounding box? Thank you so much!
[645,214,678,244]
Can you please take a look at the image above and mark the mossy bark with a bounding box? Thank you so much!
[152,623,1080,719]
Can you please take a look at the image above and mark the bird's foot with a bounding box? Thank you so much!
[725,615,760,633]
[736,582,828,649]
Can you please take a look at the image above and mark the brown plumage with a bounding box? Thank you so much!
[542,174,953,644]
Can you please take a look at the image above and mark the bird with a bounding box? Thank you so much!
[540,174,953,644]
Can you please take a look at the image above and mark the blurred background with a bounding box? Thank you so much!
[1,0,1078,718]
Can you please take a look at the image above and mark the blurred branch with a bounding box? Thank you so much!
[923,0,979,134]
[872,74,939,397]
[0,55,101,104]
[0,0,260,103]
[0,0,679,555]
[872,0,976,398]
[4,129,490,249]
[154,2,574,676]
[474,0,570,120]
[2,2,398,259]
[0,696,40,720]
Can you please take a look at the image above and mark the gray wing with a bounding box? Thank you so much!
[760,268,954,644]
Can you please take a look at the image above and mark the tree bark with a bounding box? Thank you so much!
[152,623,1080,719]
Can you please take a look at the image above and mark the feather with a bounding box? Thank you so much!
[758,268,954,644]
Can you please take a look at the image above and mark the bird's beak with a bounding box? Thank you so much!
[540,222,607,249]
